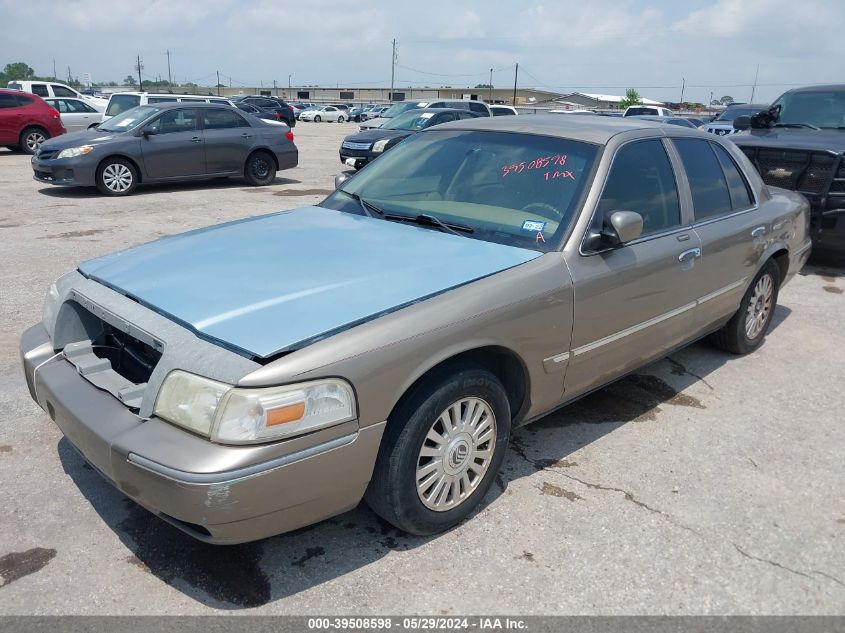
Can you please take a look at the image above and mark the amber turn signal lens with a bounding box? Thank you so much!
[266,402,306,426]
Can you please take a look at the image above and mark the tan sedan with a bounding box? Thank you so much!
[21,116,811,543]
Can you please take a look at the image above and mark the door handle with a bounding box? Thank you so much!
[751,226,767,238]
[678,247,701,263]
[191,136,202,143]
[240,133,252,139]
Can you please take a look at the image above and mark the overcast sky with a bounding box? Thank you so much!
[1,0,842,103]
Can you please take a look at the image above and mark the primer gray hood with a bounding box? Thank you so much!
[78,206,540,359]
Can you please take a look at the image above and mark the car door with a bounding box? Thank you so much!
[29,84,49,98]
[672,137,769,327]
[563,137,704,397]
[139,108,205,179]
[324,106,338,121]
[201,107,253,174]
[61,99,96,132]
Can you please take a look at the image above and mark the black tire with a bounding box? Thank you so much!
[365,364,512,535]
[95,157,138,196]
[710,259,780,355]
[314,115,321,122]
[244,151,276,186]
[20,127,49,155]
[5,145,20,152]
[337,115,345,123]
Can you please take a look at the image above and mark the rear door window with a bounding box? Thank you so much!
[147,109,198,134]
[52,86,77,97]
[31,84,49,97]
[595,139,682,237]
[202,108,248,129]
[469,102,488,114]
[148,96,178,104]
[672,138,733,220]
[711,143,754,210]
[0,94,18,108]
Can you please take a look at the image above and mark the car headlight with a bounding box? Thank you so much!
[57,145,93,159]
[372,139,390,153]
[154,371,356,445]
[42,282,61,340]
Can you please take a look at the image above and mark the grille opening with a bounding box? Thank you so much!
[91,324,162,385]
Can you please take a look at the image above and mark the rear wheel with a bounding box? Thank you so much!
[244,151,276,186]
[337,115,345,123]
[365,365,511,535]
[20,127,48,155]
[96,158,138,196]
[710,259,780,354]
[5,145,20,152]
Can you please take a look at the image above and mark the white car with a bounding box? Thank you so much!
[623,105,674,117]
[299,105,347,122]
[101,92,236,122]
[7,80,107,111]
[490,105,518,116]
[44,98,102,132]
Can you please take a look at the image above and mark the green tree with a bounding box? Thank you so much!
[123,75,137,86]
[619,88,641,109]
[474,83,492,89]
[2,62,36,81]
[719,95,735,105]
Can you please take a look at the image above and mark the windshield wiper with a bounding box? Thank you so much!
[773,122,821,130]
[383,212,474,237]
[338,188,383,217]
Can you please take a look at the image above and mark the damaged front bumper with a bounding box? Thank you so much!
[21,323,384,544]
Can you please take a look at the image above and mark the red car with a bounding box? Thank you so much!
[0,88,65,155]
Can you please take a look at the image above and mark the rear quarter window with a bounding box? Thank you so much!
[31,84,49,97]
[673,138,733,220]
[16,94,34,106]
[106,94,141,116]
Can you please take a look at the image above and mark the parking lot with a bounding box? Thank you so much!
[0,121,843,615]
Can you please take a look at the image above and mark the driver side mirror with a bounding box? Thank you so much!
[732,115,751,131]
[334,173,350,189]
[584,210,644,251]
[141,128,158,138]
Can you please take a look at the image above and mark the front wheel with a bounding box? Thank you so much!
[314,115,321,122]
[96,157,138,196]
[244,151,276,186]
[337,115,345,123]
[710,259,780,354]
[365,365,511,535]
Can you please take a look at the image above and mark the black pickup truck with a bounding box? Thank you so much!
[731,84,845,258]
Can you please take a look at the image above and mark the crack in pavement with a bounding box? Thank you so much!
[811,569,845,589]
[731,543,814,582]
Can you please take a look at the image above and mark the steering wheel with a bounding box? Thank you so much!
[521,202,563,220]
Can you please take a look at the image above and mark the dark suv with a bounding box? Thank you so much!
[731,85,845,257]
[230,95,295,127]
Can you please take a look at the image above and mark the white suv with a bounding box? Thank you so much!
[102,92,236,122]
[623,105,674,117]
[7,81,107,111]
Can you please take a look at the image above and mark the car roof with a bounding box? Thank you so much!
[126,101,235,110]
[400,107,478,115]
[783,84,845,94]
[431,114,701,144]
[111,92,228,99]
[724,103,769,110]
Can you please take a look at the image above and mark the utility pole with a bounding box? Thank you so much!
[52,59,56,80]
[288,74,291,90]
[489,68,493,102]
[750,63,759,102]
[135,55,143,91]
[389,38,396,101]
[709,90,713,107]
[512,62,518,106]
[67,66,72,84]
[680,77,685,108]
[273,80,277,96]
[216,70,220,96]
[166,49,172,85]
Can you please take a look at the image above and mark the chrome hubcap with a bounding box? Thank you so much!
[26,132,46,151]
[416,397,496,512]
[102,164,132,192]
[745,273,773,339]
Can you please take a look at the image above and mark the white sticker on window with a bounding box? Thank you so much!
[522,220,546,232]
[419,113,434,119]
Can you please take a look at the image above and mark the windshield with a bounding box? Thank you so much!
[321,130,598,252]
[714,107,761,122]
[105,94,141,117]
[98,105,160,132]
[626,107,658,116]
[770,90,845,128]
[379,102,425,118]
[383,110,439,131]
